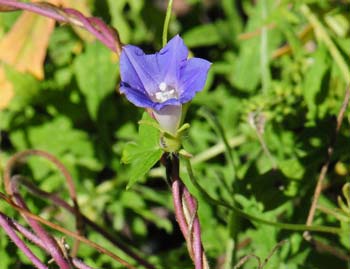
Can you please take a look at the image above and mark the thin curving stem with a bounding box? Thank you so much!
[0,0,122,54]
[0,212,48,269]
[3,213,96,269]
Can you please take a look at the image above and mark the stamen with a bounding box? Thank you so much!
[152,82,178,102]
[159,82,167,92]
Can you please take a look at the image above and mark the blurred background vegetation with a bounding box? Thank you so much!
[0,0,350,268]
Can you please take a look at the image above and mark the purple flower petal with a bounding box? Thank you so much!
[157,35,188,87]
[153,98,181,111]
[119,35,211,113]
[178,58,211,103]
[120,82,181,110]
[120,45,160,95]
[120,82,155,108]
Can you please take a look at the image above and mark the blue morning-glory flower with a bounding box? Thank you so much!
[120,35,211,134]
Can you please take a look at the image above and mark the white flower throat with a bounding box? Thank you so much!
[153,82,178,102]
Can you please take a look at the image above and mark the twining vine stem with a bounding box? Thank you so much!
[162,153,209,269]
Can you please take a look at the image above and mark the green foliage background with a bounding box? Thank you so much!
[1,0,350,268]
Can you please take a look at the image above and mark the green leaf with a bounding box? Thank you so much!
[338,183,350,214]
[4,65,39,110]
[122,112,163,188]
[107,0,131,43]
[340,221,350,248]
[278,158,305,180]
[48,27,78,67]
[342,183,350,207]
[0,231,11,269]
[183,21,229,48]
[74,41,118,120]
[222,0,243,35]
[303,45,330,120]
[10,116,101,181]
[232,0,282,91]
[107,0,147,43]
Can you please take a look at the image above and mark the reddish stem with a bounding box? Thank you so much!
[1,212,96,269]
[7,175,155,269]
[0,0,122,54]
[0,212,48,269]
[183,187,204,269]
[163,153,207,269]
[11,186,72,269]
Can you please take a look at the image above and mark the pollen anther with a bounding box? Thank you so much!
[159,82,167,91]
[153,82,178,102]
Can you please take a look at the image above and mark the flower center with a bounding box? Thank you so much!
[153,82,178,103]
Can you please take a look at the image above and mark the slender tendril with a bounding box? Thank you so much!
[198,107,239,266]
[162,0,174,46]
[198,108,235,177]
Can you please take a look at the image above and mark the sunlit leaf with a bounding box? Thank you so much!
[74,41,118,120]
[303,45,330,120]
[122,112,162,189]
